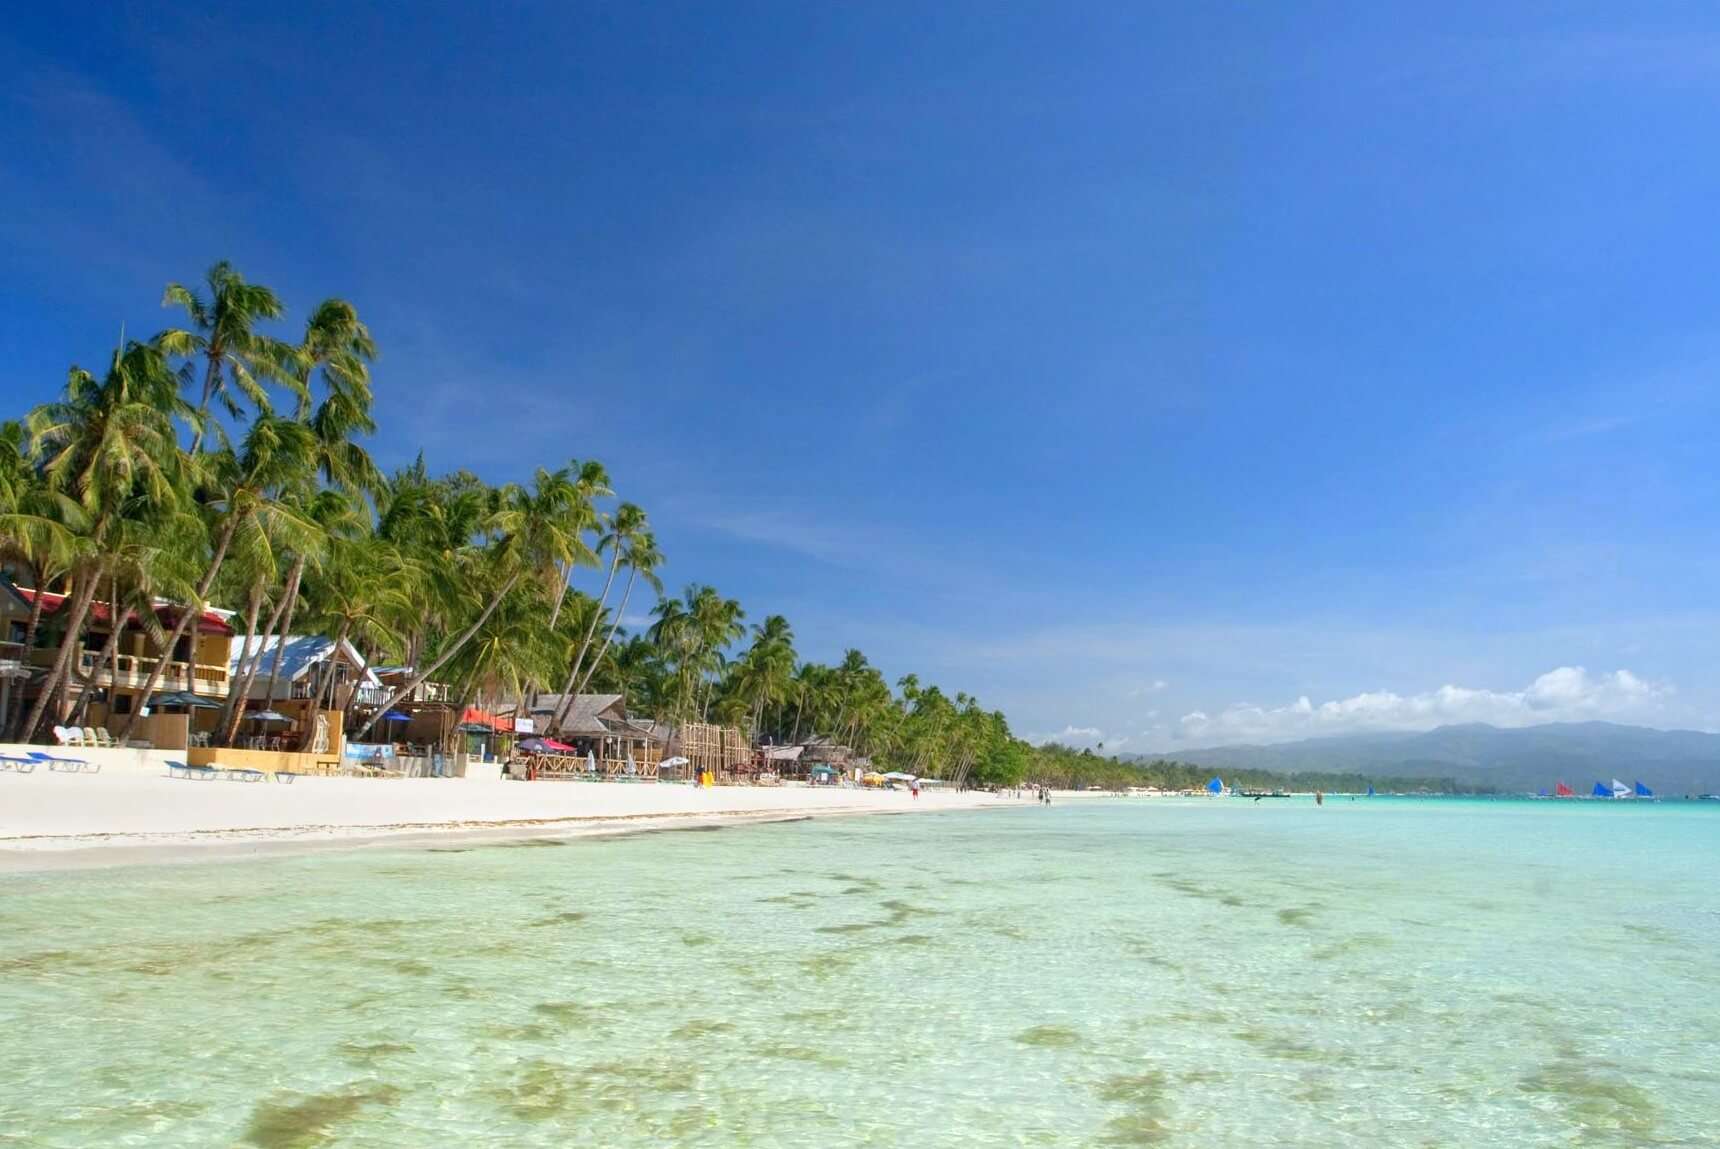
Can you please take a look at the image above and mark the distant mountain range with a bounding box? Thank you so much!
[1129,722,1720,794]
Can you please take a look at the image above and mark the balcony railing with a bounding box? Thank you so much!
[33,647,231,696]
[286,678,389,706]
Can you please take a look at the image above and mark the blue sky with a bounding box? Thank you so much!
[7,3,1720,748]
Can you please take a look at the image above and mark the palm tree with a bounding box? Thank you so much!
[118,414,320,743]
[733,615,796,735]
[19,342,192,742]
[353,467,583,739]
[548,502,645,730]
[156,261,296,451]
[570,528,661,697]
[296,298,376,418]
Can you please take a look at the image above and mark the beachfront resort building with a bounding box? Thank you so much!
[227,634,385,706]
[1,583,235,745]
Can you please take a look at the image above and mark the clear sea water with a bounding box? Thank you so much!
[3,797,1718,1147]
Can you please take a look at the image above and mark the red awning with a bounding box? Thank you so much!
[461,707,514,733]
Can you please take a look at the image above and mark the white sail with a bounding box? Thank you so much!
[1610,778,1631,798]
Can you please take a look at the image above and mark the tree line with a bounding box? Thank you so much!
[1025,743,1485,794]
[0,260,1034,785]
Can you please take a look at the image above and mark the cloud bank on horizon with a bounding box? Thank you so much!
[1034,667,1677,752]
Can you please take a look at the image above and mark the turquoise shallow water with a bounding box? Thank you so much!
[3,798,1719,1147]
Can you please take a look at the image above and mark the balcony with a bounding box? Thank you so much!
[32,647,231,697]
[286,678,388,706]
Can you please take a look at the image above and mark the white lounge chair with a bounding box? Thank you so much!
[52,725,84,746]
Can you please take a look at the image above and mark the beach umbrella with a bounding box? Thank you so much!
[251,710,291,723]
[382,710,411,722]
[457,722,494,735]
[586,750,597,772]
[662,756,689,768]
[883,771,917,781]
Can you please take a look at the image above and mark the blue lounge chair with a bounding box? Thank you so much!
[224,767,266,783]
[1,753,39,773]
[165,760,220,780]
[272,770,299,784]
[28,751,95,773]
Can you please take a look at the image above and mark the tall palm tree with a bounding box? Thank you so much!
[20,342,192,742]
[296,298,376,418]
[570,528,661,698]
[156,261,296,451]
[119,414,319,743]
[549,501,645,730]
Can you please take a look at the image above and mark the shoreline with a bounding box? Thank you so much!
[0,772,1052,873]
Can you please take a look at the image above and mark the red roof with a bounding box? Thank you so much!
[9,587,235,636]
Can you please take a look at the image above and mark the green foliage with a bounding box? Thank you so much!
[1021,743,1485,794]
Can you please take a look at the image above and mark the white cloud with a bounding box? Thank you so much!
[1127,679,1169,696]
[1175,666,1670,746]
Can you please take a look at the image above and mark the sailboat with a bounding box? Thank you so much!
[1554,781,1575,798]
[1610,778,1632,799]
[1633,780,1655,800]
[1365,784,1376,797]
[1592,781,1612,798]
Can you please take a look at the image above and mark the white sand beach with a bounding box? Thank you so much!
[0,769,1038,870]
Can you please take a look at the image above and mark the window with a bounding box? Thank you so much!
[112,693,133,715]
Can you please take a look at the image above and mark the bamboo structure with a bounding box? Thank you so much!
[676,722,748,782]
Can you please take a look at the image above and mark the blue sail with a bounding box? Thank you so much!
[1366,784,1376,797]
[1206,777,1224,794]
[1592,781,1611,798]
[1634,781,1653,797]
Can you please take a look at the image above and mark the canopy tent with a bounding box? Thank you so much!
[882,771,917,782]
[809,764,839,777]
[155,691,221,710]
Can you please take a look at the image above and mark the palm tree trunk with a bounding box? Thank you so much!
[259,557,305,713]
[188,353,219,454]
[296,617,351,753]
[20,564,105,743]
[352,570,520,741]
[3,562,48,738]
[216,584,264,744]
[118,516,239,744]
[558,566,630,727]
[68,575,125,727]
[222,575,292,746]
[565,549,619,691]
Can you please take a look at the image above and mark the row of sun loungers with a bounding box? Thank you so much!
[0,751,99,773]
[166,760,297,783]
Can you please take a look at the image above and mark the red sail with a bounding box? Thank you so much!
[1554,781,1575,797]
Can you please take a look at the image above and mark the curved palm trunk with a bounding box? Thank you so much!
[215,584,264,744]
[118,516,239,745]
[224,568,297,746]
[259,558,305,713]
[352,570,520,741]
[68,578,125,727]
[19,563,106,743]
[547,550,622,733]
